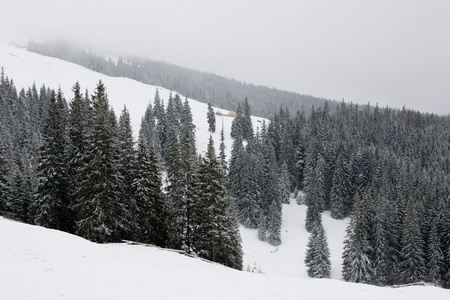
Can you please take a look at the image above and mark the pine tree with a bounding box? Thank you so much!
[34,89,73,232]
[72,81,125,243]
[207,102,216,133]
[305,222,331,278]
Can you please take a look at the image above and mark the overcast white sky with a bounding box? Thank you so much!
[1,0,449,115]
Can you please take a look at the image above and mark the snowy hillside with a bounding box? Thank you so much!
[1,41,448,298]
[0,41,265,159]
[1,216,447,299]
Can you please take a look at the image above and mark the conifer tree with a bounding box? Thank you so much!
[342,193,373,284]
[0,141,9,216]
[72,81,124,243]
[207,102,216,133]
[227,134,244,199]
[230,103,244,139]
[372,194,390,286]
[34,89,73,232]
[330,152,352,219]
[219,127,227,170]
[117,106,138,240]
[242,97,253,140]
[192,136,243,269]
[67,82,90,205]
[426,215,444,285]
[133,132,166,246]
[399,196,426,284]
[279,162,291,204]
[164,132,186,249]
[267,199,282,246]
[305,221,331,278]
[257,210,267,241]
[305,168,324,232]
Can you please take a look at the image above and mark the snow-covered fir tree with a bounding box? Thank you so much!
[305,221,331,278]
[34,89,74,232]
[71,81,125,243]
[207,102,215,133]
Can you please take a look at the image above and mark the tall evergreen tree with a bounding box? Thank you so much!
[219,127,227,170]
[34,89,73,232]
[207,102,216,133]
[164,132,186,249]
[305,221,331,278]
[0,141,10,216]
[266,199,282,246]
[305,168,324,232]
[117,106,138,240]
[192,136,242,269]
[342,193,373,284]
[230,103,244,139]
[133,132,166,246]
[242,97,253,140]
[399,196,426,284]
[72,81,125,243]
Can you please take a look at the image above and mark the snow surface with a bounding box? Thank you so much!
[0,41,448,299]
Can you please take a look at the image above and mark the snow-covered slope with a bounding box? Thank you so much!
[0,41,448,299]
[0,41,265,158]
[0,216,447,300]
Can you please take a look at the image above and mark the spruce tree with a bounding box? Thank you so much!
[67,82,90,208]
[342,193,373,284]
[305,168,324,232]
[257,210,267,241]
[207,102,216,133]
[133,132,166,246]
[0,141,10,216]
[279,162,291,204]
[72,81,124,243]
[164,132,186,249]
[34,89,73,232]
[242,97,253,140]
[117,106,138,240]
[399,196,426,284]
[266,199,282,246]
[219,127,227,170]
[192,136,243,269]
[305,221,331,278]
[230,103,244,139]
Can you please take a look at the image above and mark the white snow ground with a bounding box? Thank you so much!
[0,41,448,299]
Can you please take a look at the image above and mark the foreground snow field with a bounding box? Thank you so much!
[1,41,449,299]
[1,215,447,300]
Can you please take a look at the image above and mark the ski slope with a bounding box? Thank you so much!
[0,41,448,299]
